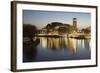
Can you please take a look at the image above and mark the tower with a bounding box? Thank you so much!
[73,18,77,31]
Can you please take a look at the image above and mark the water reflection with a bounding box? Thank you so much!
[23,38,39,62]
[23,37,91,62]
[39,37,90,55]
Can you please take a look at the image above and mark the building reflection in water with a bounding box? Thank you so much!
[67,38,77,55]
[23,37,90,62]
[39,37,90,55]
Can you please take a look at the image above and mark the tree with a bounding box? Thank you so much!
[23,24,37,41]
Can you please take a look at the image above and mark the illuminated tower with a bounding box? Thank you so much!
[73,18,77,31]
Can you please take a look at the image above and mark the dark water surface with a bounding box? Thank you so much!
[23,37,91,62]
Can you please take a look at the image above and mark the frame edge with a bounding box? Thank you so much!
[11,1,17,72]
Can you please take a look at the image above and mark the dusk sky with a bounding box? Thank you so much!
[23,10,91,29]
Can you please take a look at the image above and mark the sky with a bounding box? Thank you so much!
[23,10,91,29]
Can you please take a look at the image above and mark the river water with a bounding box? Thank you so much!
[23,37,91,62]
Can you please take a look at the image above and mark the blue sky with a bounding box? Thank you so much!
[23,10,91,29]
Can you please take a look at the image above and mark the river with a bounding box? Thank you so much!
[23,37,91,62]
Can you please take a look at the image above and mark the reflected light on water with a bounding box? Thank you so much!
[39,37,78,54]
[23,37,91,62]
[40,37,47,48]
[68,38,77,55]
[39,37,91,55]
